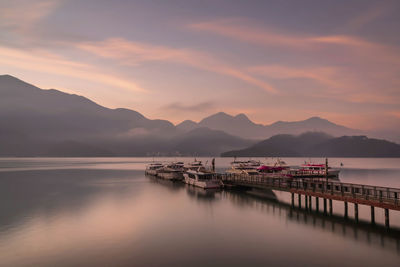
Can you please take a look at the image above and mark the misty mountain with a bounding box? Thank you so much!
[169,127,254,156]
[0,75,175,141]
[0,75,251,156]
[176,120,198,132]
[221,132,400,157]
[177,112,362,140]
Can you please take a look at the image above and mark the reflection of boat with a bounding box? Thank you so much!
[183,167,222,189]
[157,162,184,181]
[186,185,220,202]
[226,160,260,176]
[257,158,290,173]
[145,162,163,175]
[292,163,340,178]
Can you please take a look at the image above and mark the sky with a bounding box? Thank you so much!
[0,0,399,130]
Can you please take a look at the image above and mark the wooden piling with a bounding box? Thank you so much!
[371,206,375,224]
[305,194,308,209]
[316,197,319,212]
[385,209,390,228]
[344,202,348,218]
[291,193,294,207]
[298,194,301,208]
[329,199,333,215]
[354,203,359,222]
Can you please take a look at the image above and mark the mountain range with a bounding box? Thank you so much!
[177,112,361,140]
[0,74,398,157]
[0,75,252,156]
[221,132,400,157]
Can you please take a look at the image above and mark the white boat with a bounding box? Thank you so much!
[145,162,163,176]
[293,162,340,178]
[184,159,204,171]
[226,160,260,176]
[157,162,184,181]
[183,167,222,189]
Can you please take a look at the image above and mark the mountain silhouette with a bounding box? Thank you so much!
[0,75,250,156]
[221,132,400,157]
[178,112,362,140]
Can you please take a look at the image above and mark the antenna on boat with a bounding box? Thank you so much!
[325,158,328,181]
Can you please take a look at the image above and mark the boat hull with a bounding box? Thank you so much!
[183,174,221,189]
[291,169,340,178]
[145,169,158,176]
[157,171,183,181]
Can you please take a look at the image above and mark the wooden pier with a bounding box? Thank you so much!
[219,173,400,227]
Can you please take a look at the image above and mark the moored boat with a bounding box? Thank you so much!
[184,159,203,171]
[157,162,185,181]
[257,158,290,173]
[291,162,340,178]
[226,160,260,176]
[183,167,222,189]
[145,162,163,176]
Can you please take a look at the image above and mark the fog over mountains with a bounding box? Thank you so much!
[0,75,398,157]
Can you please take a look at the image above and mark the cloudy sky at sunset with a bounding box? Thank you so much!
[1,0,399,130]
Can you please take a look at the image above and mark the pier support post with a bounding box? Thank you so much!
[323,198,327,214]
[291,193,294,207]
[309,196,312,210]
[298,194,301,208]
[316,197,319,212]
[354,203,359,222]
[329,199,333,215]
[305,195,308,209]
[371,206,375,224]
[385,209,390,228]
[344,202,348,219]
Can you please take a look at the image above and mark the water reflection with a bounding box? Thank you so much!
[1,162,400,266]
[222,189,400,254]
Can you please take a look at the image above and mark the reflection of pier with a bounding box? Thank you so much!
[224,190,400,253]
[221,174,400,227]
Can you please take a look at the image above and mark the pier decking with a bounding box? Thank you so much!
[219,173,400,227]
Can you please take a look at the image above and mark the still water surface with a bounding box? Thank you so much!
[0,157,399,266]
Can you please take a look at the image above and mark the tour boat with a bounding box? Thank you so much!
[257,158,290,173]
[184,159,204,171]
[145,162,164,176]
[183,167,222,189]
[294,163,340,178]
[226,160,261,176]
[157,162,185,181]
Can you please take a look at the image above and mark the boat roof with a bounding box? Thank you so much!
[302,164,325,167]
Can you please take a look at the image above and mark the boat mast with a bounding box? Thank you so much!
[325,158,328,181]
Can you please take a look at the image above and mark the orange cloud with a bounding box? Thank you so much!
[0,45,145,93]
[190,20,400,105]
[77,38,278,94]
[189,20,310,49]
[0,0,60,34]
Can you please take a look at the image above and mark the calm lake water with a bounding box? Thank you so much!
[0,157,400,266]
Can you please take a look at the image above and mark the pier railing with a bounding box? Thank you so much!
[219,173,400,210]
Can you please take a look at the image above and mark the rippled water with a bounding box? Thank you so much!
[0,157,399,266]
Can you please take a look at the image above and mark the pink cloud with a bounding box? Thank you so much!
[0,45,145,93]
[77,38,278,94]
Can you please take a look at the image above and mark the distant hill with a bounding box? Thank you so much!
[177,112,362,140]
[221,132,400,157]
[1,75,398,157]
[169,127,254,156]
[0,75,251,156]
